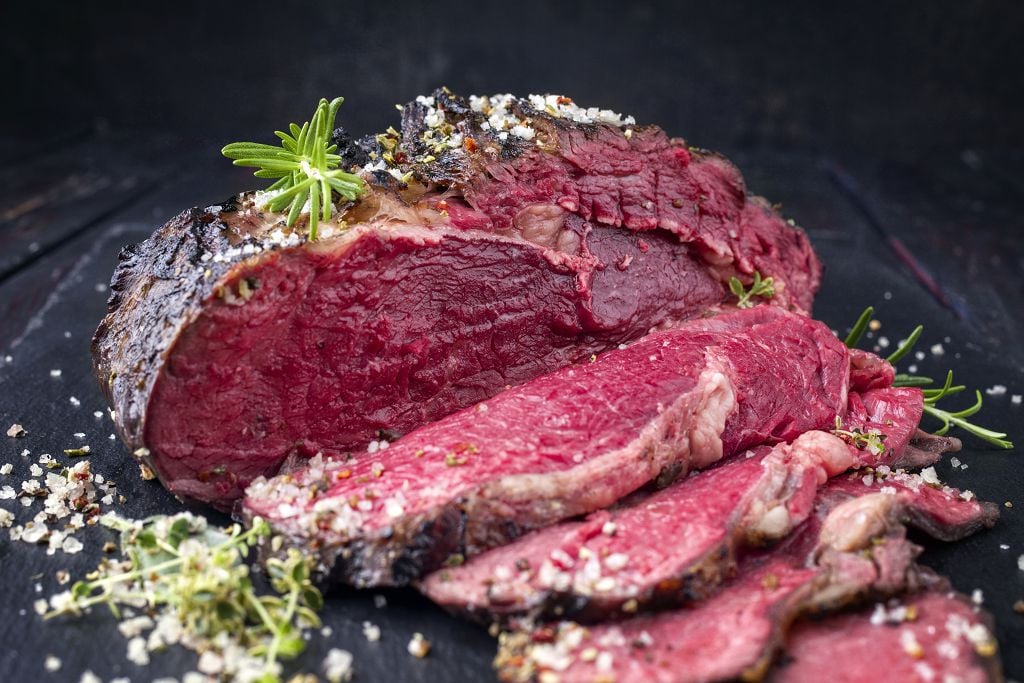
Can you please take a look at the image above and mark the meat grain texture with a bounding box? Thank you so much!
[243,308,849,587]
[92,90,821,506]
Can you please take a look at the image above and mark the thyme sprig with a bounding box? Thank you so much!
[832,415,888,456]
[729,271,775,309]
[222,97,366,240]
[45,513,323,683]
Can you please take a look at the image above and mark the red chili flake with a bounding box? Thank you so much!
[531,626,557,643]
[464,137,478,153]
[436,200,448,212]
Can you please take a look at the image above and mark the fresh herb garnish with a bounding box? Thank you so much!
[222,97,366,240]
[729,271,775,309]
[921,371,1013,449]
[46,513,323,683]
[843,309,1012,449]
[832,415,888,456]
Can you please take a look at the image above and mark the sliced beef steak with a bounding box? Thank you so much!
[422,360,940,623]
[774,581,1001,683]
[421,431,854,623]
[243,308,849,587]
[93,91,820,507]
[493,474,997,683]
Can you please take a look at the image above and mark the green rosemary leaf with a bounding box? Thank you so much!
[843,306,874,348]
[892,374,933,387]
[886,324,923,364]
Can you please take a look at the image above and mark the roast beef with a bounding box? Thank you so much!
[92,90,820,507]
[493,473,997,683]
[773,581,1001,683]
[243,307,849,587]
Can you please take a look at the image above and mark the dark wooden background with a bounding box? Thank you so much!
[1,2,1022,681]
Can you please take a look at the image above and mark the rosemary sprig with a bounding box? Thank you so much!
[842,309,1012,449]
[921,371,1013,449]
[729,271,775,309]
[45,513,323,683]
[222,97,366,240]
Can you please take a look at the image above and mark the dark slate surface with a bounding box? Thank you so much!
[0,144,1020,682]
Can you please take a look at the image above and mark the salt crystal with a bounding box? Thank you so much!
[126,636,150,666]
[323,648,354,682]
[50,369,62,378]
[362,621,381,642]
[985,385,1007,396]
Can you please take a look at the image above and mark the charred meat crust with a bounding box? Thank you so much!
[91,204,238,469]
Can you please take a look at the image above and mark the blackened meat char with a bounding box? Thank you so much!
[493,472,997,683]
[773,579,1002,683]
[93,91,821,507]
[243,308,849,587]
